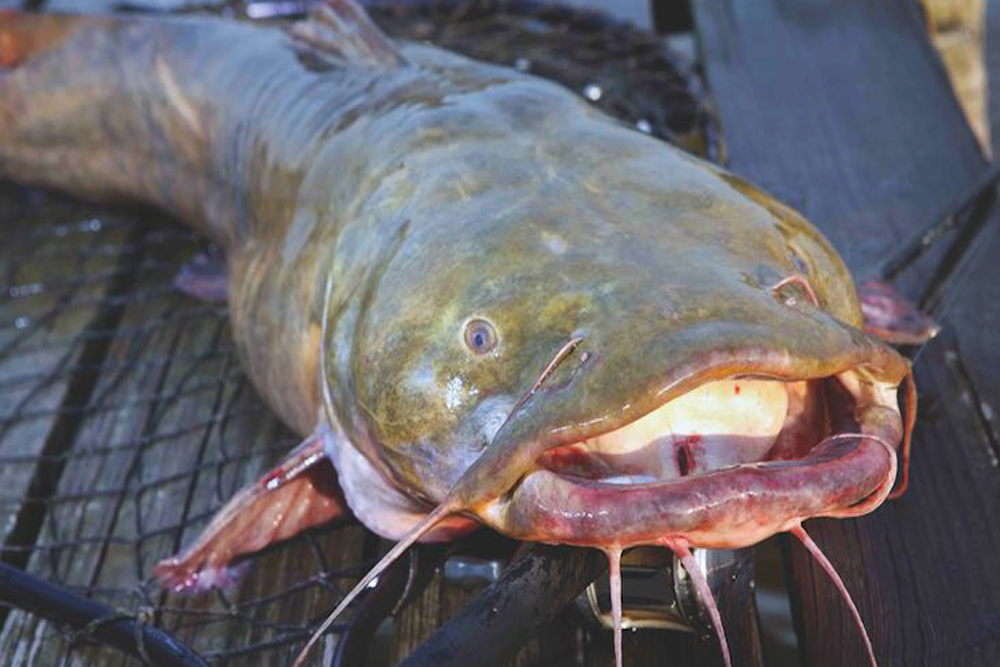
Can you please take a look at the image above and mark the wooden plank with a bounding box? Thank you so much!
[0,192,133,554]
[0,215,370,666]
[693,1,1000,666]
[988,0,1000,154]
[694,0,985,274]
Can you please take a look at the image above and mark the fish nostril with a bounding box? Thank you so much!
[565,347,596,383]
[770,274,819,308]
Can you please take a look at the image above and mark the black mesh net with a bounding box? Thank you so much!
[0,3,719,665]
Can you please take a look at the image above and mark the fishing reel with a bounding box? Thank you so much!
[576,546,756,636]
[439,543,756,639]
[322,537,757,667]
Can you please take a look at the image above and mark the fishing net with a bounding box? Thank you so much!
[0,2,720,665]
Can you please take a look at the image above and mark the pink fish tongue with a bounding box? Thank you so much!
[604,547,624,667]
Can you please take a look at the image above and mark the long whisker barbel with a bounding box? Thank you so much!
[512,335,585,412]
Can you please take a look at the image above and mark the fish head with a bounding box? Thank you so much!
[347,133,911,552]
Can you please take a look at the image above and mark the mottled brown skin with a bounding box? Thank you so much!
[0,6,910,573]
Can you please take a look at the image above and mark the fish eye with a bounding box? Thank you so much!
[464,318,498,355]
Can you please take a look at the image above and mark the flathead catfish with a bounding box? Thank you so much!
[0,2,922,665]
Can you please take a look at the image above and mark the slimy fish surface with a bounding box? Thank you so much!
[0,3,923,665]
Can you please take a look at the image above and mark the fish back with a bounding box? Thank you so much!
[0,5,402,248]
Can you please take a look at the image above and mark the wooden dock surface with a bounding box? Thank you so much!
[695,1,1000,665]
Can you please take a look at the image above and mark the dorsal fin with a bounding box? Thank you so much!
[289,0,405,69]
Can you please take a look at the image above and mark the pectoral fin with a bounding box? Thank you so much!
[154,429,347,593]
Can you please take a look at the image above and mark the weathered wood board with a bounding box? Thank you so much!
[0,211,372,666]
[0,195,134,557]
[693,1,1000,665]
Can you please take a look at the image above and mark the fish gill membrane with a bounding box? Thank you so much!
[0,3,923,667]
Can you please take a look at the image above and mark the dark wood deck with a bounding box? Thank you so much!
[695,2,1000,665]
[2,1,999,666]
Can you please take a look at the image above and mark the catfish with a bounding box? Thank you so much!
[0,3,929,665]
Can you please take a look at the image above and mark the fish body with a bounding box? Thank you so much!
[0,4,915,664]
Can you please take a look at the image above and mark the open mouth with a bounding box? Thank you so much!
[537,378,804,484]
[486,370,907,550]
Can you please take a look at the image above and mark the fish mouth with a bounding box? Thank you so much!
[478,365,909,550]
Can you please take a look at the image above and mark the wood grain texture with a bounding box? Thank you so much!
[694,0,1000,665]
[694,0,985,275]
[0,213,371,666]
[0,195,133,554]
[989,0,1000,156]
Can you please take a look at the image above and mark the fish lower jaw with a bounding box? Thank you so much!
[480,373,903,550]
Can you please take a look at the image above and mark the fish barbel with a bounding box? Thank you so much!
[0,3,920,665]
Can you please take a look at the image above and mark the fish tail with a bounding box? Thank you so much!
[0,11,262,245]
[0,12,120,171]
[0,12,133,192]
